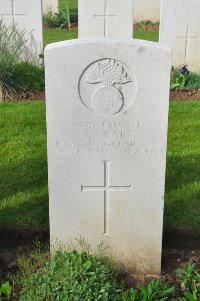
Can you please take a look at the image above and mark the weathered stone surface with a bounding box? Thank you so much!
[78,0,134,38]
[45,38,171,275]
[0,0,43,65]
[43,0,58,14]
[160,0,200,71]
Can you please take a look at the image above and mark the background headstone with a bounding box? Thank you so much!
[78,0,134,38]
[134,0,160,23]
[0,0,43,65]
[45,38,171,275]
[160,0,200,71]
[43,0,58,14]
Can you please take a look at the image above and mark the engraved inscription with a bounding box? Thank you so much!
[81,161,132,235]
[177,25,200,62]
[55,121,165,156]
[79,59,137,116]
[1,0,26,26]
[94,1,118,37]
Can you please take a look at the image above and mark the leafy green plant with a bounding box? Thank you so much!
[43,10,61,28]
[177,263,200,300]
[61,0,71,29]
[44,1,71,29]
[138,279,176,300]
[10,62,45,93]
[19,250,121,301]
[0,281,12,299]
[185,72,200,89]
[170,71,187,90]
[122,280,176,301]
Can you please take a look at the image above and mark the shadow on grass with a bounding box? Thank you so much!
[164,154,200,231]
[166,154,200,190]
[0,157,47,200]
[0,157,49,227]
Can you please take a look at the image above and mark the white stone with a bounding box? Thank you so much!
[78,0,134,38]
[0,0,43,65]
[43,0,58,14]
[45,38,171,275]
[134,0,160,23]
[160,0,200,71]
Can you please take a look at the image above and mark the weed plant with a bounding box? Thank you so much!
[6,246,200,301]
[171,68,200,90]
[44,0,72,29]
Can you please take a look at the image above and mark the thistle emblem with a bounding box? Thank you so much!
[85,59,132,115]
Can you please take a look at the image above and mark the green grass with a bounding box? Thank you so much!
[165,102,200,231]
[59,0,78,22]
[44,29,77,46]
[133,31,159,42]
[44,29,158,47]
[60,0,77,11]
[0,101,200,231]
[0,102,48,226]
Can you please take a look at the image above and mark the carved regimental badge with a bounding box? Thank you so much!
[79,59,137,116]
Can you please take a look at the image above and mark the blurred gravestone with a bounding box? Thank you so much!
[79,0,134,38]
[160,0,200,71]
[0,0,43,65]
[43,0,58,14]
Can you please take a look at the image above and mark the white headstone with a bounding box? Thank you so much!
[160,0,200,71]
[43,0,58,14]
[134,0,160,23]
[0,0,43,65]
[45,38,171,275]
[78,0,134,38]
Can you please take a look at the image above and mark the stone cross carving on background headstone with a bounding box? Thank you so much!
[1,0,26,26]
[93,1,118,37]
[160,0,200,71]
[0,0,43,66]
[177,25,200,63]
[81,161,132,235]
[79,0,134,38]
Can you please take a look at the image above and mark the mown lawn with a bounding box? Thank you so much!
[165,102,200,231]
[0,101,200,231]
[44,29,158,47]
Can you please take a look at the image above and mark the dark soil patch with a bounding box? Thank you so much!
[44,23,78,31]
[170,89,200,101]
[0,227,200,279]
[2,91,45,101]
[0,226,49,282]
[2,89,200,102]
[134,22,159,32]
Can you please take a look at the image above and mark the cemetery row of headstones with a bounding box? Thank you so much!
[43,0,161,23]
[1,0,200,71]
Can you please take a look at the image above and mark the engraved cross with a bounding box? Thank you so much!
[94,1,118,37]
[81,161,132,236]
[178,25,200,63]
[1,0,26,26]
